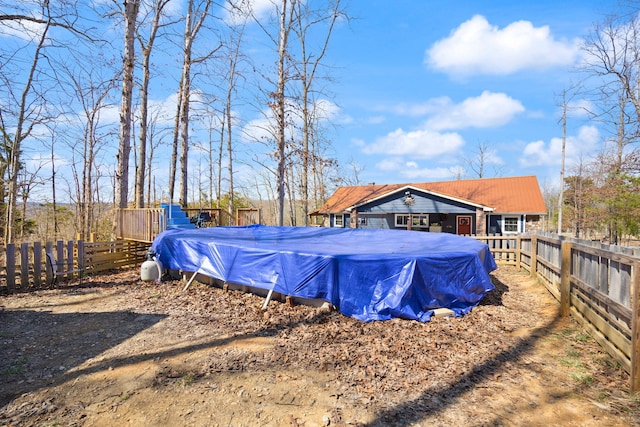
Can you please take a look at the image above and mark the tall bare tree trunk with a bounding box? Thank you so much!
[135,0,171,208]
[557,91,567,235]
[176,0,213,209]
[292,0,342,225]
[168,78,183,204]
[178,64,191,208]
[276,0,289,227]
[4,12,51,244]
[217,119,224,210]
[115,0,140,211]
[225,64,236,217]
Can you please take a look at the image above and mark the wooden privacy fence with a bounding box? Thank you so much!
[506,233,640,392]
[1,239,149,292]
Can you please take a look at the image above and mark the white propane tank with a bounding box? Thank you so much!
[140,259,163,282]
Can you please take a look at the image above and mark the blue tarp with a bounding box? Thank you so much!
[151,225,497,322]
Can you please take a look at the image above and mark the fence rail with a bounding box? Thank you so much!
[498,233,640,393]
[1,239,149,292]
[2,231,639,392]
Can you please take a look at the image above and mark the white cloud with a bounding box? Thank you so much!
[223,0,275,25]
[377,92,524,130]
[520,125,600,167]
[372,158,457,181]
[363,128,464,158]
[376,157,406,171]
[0,11,46,41]
[426,15,580,77]
[400,166,460,181]
[567,98,594,118]
[386,97,450,117]
[424,91,525,130]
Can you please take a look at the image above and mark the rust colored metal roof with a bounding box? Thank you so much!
[317,175,547,214]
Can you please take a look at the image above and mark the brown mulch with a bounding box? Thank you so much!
[1,266,639,426]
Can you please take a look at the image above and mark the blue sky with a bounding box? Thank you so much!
[318,0,617,189]
[1,0,625,203]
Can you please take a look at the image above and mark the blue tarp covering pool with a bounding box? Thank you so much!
[151,225,497,322]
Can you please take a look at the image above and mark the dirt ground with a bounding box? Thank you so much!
[1,265,639,426]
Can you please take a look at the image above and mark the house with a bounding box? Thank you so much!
[313,175,547,235]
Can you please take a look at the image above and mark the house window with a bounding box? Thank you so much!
[503,217,519,233]
[358,217,367,226]
[395,214,429,228]
[412,215,429,228]
[334,214,344,227]
[395,214,410,227]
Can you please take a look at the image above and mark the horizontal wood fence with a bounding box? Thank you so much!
[485,233,640,393]
[1,239,149,293]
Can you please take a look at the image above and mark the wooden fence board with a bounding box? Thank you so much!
[33,242,42,288]
[570,306,632,374]
[570,292,631,358]
[20,242,29,289]
[6,243,15,292]
[631,260,640,392]
[573,278,632,328]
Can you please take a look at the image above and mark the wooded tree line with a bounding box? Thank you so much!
[558,3,640,244]
[4,1,640,246]
[0,0,347,244]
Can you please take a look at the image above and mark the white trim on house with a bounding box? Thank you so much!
[394,213,430,229]
[334,214,345,227]
[501,215,521,234]
[347,185,494,212]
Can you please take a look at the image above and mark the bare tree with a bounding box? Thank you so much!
[274,0,292,226]
[145,106,171,207]
[291,0,343,225]
[60,60,118,239]
[205,1,249,217]
[134,0,176,208]
[581,12,640,155]
[0,0,87,243]
[557,89,569,234]
[223,22,247,218]
[174,0,217,208]
[115,0,140,211]
[577,7,640,240]
[194,104,222,208]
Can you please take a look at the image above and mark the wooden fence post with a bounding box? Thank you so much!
[78,240,85,273]
[56,240,64,279]
[33,242,42,288]
[66,240,74,279]
[6,243,16,292]
[530,236,538,278]
[20,242,29,289]
[631,261,640,392]
[515,235,521,270]
[45,241,54,285]
[560,241,572,317]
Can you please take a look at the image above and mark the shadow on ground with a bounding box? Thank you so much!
[0,309,167,407]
